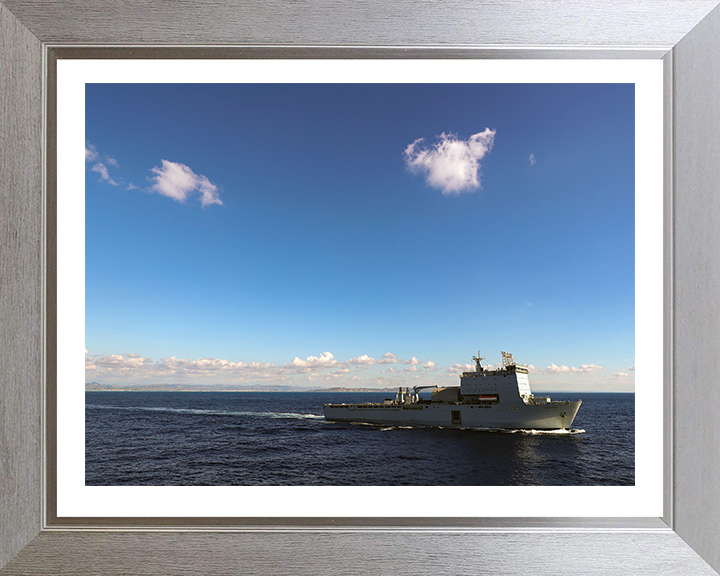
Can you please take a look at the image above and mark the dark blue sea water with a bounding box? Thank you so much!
[85,391,634,486]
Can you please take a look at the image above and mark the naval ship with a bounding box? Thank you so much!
[323,351,582,430]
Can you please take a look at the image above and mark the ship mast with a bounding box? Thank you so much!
[472,352,485,372]
[501,351,516,367]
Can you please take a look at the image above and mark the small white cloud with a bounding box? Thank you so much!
[404,356,421,365]
[404,129,496,195]
[628,365,635,371]
[85,143,120,184]
[447,363,475,374]
[84,349,89,355]
[85,142,98,161]
[285,351,337,372]
[126,183,139,191]
[348,354,377,365]
[544,363,605,375]
[92,162,120,186]
[573,364,605,374]
[149,160,222,207]
[611,372,629,379]
[377,353,399,364]
[422,360,438,371]
[529,153,536,166]
[94,353,153,369]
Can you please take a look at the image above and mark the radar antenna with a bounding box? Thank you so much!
[472,352,485,372]
[501,351,516,367]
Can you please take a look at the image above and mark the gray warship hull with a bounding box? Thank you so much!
[323,351,583,430]
[323,400,582,430]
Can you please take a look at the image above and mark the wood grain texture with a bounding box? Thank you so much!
[0,2,43,570]
[672,4,720,573]
[1,0,718,47]
[2,531,718,576]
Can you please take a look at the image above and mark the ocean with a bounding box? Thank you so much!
[85,391,634,486]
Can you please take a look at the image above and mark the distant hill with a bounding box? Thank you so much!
[313,387,397,393]
[85,382,303,392]
[85,382,399,392]
[85,382,397,392]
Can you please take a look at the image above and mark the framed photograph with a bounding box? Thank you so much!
[2,1,720,575]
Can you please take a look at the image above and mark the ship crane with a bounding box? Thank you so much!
[413,385,439,393]
[398,385,437,404]
[412,385,438,400]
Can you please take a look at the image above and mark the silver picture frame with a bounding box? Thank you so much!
[2,1,720,574]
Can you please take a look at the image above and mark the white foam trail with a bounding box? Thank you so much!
[471,427,586,435]
[337,420,586,435]
[85,404,324,420]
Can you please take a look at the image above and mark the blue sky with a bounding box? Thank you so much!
[84,83,635,391]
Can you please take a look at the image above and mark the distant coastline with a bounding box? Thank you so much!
[85,382,398,393]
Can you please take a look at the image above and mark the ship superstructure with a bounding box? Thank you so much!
[323,351,582,430]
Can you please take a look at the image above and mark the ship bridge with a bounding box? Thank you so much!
[459,351,532,399]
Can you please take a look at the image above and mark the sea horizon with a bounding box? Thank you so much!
[85,384,635,394]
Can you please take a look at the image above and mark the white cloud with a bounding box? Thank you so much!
[284,351,337,372]
[611,372,629,379]
[126,183,139,191]
[544,363,571,374]
[573,364,605,374]
[149,160,222,207]
[348,354,377,365]
[85,142,98,161]
[447,363,475,374]
[91,162,120,186]
[529,153,536,166]
[377,353,399,364]
[544,363,605,375]
[402,357,437,371]
[404,129,496,195]
[86,142,121,185]
[94,353,153,369]
[423,360,438,371]
[628,365,635,371]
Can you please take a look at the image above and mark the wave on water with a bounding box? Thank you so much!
[85,403,324,420]
[490,427,586,435]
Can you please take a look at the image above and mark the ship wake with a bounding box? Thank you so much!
[86,404,325,420]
